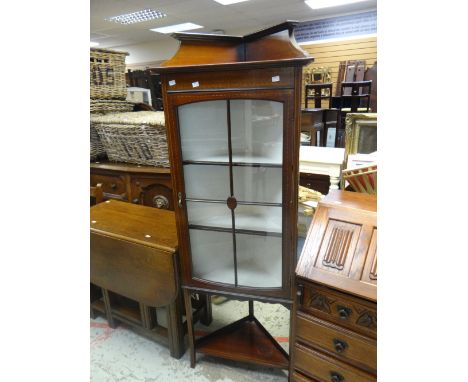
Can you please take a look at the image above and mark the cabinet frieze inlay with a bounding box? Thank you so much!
[307,292,335,313]
[355,307,377,330]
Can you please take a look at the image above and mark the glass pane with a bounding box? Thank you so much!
[178,100,228,162]
[230,100,283,164]
[234,205,282,233]
[184,165,230,201]
[233,166,282,204]
[236,233,282,288]
[186,201,232,230]
[190,229,235,285]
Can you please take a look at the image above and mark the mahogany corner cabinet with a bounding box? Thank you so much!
[152,21,313,370]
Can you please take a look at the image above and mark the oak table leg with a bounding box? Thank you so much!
[101,288,117,329]
[167,297,185,359]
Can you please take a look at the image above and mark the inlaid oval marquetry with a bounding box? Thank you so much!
[227,196,237,210]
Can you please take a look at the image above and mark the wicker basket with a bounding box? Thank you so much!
[90,99,135,115]
[90,124,107,161]
[342,164,377,194]
[91,111,169,167]
[90,48,128,100]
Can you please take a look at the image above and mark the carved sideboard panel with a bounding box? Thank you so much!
[91,161,173,210]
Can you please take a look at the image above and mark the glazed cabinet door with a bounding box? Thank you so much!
[173,94,294,296]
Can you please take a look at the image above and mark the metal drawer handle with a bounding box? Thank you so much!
[336,305,352,320]
[333,338,348,353]
[330,371,344,382]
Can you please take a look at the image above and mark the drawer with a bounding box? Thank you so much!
[294,343,376,382]
[131,176,173,210]
[299,282,376,339]
[295,312,376,372]
[164,67,294,91]
[292,371,318,382]
[91,174,127,201]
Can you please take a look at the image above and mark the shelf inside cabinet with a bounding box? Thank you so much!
[187,203,282,233]
[197,257,282,288]
[183,156,282,167]
[196,315,289,369]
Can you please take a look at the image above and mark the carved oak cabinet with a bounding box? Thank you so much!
[292,190,377,382]
[153,22,313,369]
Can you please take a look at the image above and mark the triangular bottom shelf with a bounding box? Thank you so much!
[195,315,289,369]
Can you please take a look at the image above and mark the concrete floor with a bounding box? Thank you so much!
[91,298,291,382]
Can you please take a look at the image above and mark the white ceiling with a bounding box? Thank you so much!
[91,0,377,49]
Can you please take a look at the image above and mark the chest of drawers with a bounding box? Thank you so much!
[291,190,377,382]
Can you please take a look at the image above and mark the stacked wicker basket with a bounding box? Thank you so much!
[90,48,133,161]
[90,48,169,167]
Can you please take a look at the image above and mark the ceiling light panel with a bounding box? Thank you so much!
[151,23,203,34]
[107,9,167,25]
[305,0,366,9]
[213,0,250,4]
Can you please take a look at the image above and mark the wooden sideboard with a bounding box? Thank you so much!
[292,191,377,382]
[90,161,173,210]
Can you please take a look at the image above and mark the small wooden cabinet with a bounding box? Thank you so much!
[90,161,173,209]
[292,190,377,382]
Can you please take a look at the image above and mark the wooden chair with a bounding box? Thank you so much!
[90,183,104,205]
[340,80,372,113]
[302,83,339,147]
[304,83,333,109]
[336,80,372,147]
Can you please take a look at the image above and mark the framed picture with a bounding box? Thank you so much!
[344,113,377,166]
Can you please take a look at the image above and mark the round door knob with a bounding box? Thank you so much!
[337,305,351,320]
[330,371,344,382]
[338,309,349,319]
[111,183,117,189]
[333,339,348,353]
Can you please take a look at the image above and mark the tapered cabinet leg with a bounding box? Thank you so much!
[200,293,212,326]
[183,288,196,368]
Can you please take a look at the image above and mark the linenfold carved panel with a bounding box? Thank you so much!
[362,228,377,284]
[369,255,377,280]
[315,220,361,275]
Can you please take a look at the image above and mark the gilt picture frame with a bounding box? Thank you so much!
[344,113,377,166]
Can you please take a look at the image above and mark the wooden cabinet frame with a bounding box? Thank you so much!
[153,21,313,370]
